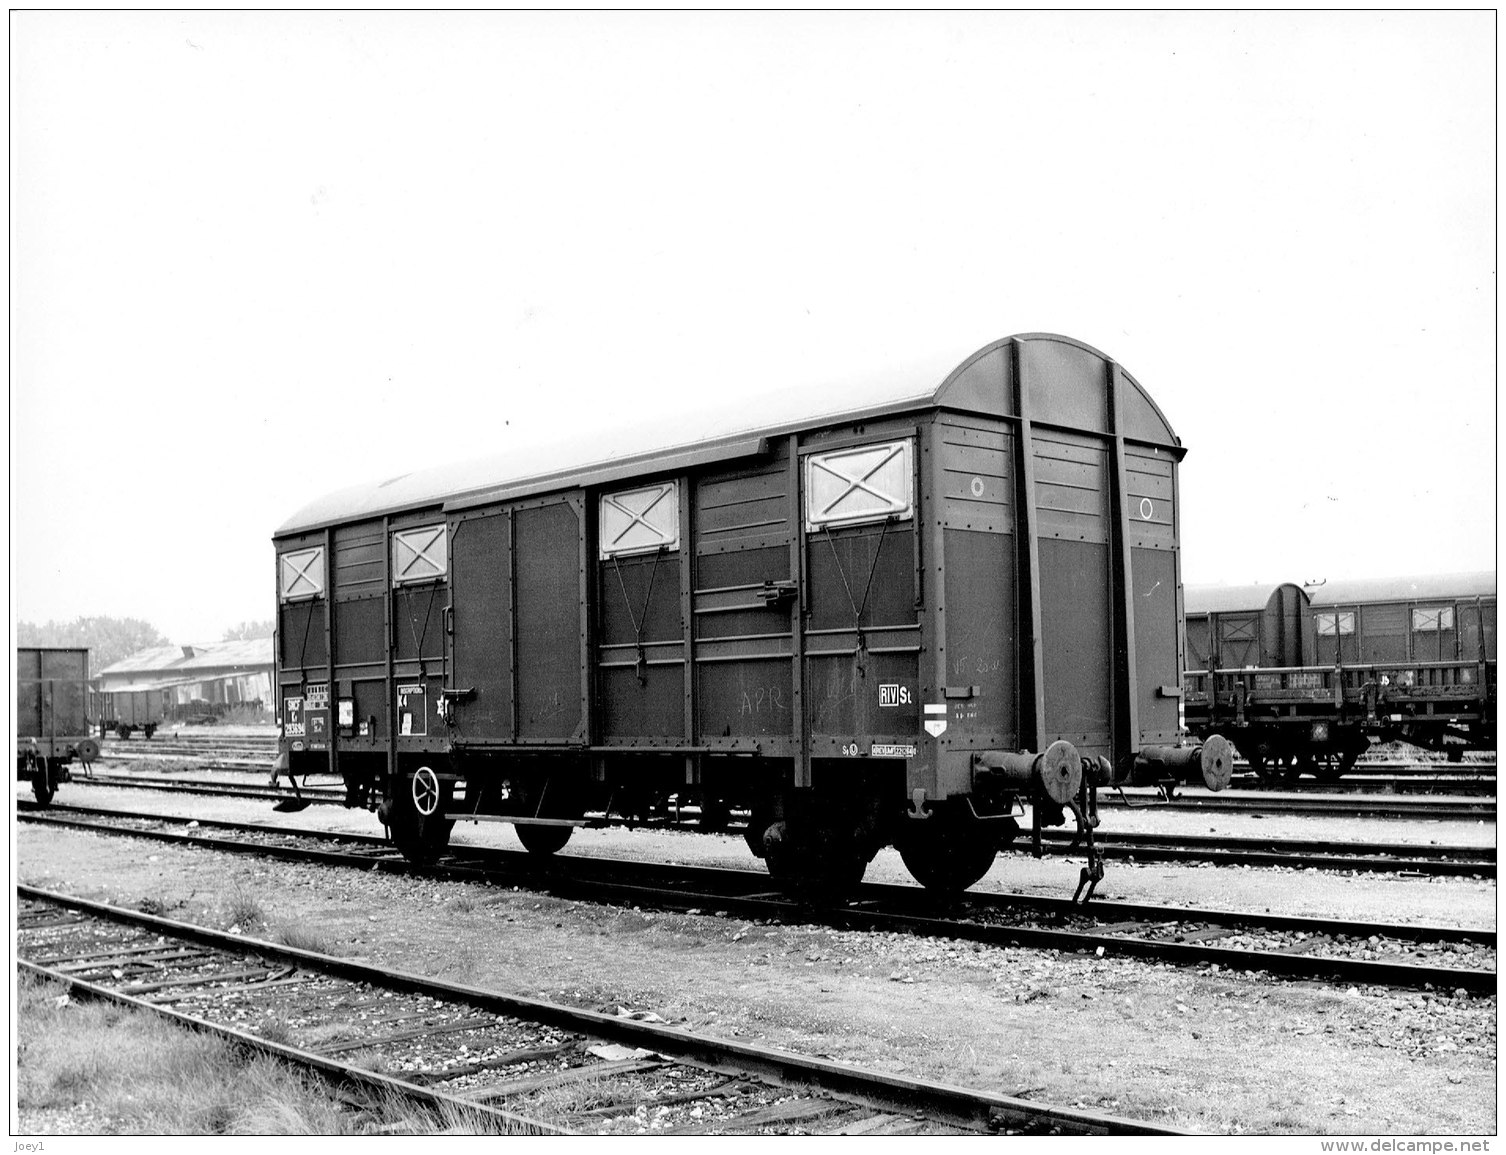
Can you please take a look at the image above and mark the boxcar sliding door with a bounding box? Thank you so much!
[448,495,588,745]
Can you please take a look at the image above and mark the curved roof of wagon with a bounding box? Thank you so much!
[1304,571,1496,606]
[276,332,1180,536]
[1184,582,1308,615]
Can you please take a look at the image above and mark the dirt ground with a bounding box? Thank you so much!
[12,782,1497,1136]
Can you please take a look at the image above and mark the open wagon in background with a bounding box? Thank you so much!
[16,646,98,804]
[1183,573,1496,780]
[273,332,1228,899]
[97,684,167,739]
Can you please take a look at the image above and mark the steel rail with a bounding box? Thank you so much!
[16,959,567,1135]
[71,774,347,805]
[1226,779,1493,798]
[1102,790,1495,819]
[16,885,1179,1137]
[20,808,1495,992]
[1032,830,1495,877]
[23,804,1495,945]
[41,783,1498,876]
[27,799,1498,886]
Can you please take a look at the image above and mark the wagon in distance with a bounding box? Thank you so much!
[1183,572,1496,780]
[16,646,98,804]
[96,685,165,739]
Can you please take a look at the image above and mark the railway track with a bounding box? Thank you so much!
[19,807,1496,994]
[69,772,347,805]
[1035,829,1496,878]
[1224,775,1493,797]
[17,886,1174,1136]
[46,779,1497,877]
[1104,787,1495,820]
[96,735,277,773]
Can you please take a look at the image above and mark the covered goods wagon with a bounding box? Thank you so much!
[274,333,1226,895]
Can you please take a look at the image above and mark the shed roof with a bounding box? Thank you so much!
[276,333,1180,536]
[97,638,274,679]
[1305,572,1497,607]
[103,673,241,694]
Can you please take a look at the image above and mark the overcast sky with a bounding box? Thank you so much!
[10,11,1496,644]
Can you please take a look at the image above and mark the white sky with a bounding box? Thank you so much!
[10,11,1497,643]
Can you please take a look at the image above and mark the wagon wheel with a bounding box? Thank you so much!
[762,820,867,895]
[1310,750,1357,785]
[743,806,775,858]
[516,822,573,855]
[1243,747,1266,779]
[898,817,998,895]
[514,774,577,855]
[29,753,55,806]
[1254,752,1299,787]
[698,794,731,833]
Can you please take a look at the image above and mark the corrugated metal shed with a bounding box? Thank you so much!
[1306,572,1497,606]
[97,638,274,680]
[102,673,232,694]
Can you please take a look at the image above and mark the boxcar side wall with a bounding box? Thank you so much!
[332,517,392,757]
[799,419,923,782]
[692,440,800,761]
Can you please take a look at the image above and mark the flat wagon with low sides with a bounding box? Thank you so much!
[272,333,1227,898]
[17,646,98,804]
[1184,573,1496,780]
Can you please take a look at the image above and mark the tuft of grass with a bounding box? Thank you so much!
[256,1014,293,1046]
[429,1094,542,1136]
[341,1048,392,1075]
[223,886,266,931]
[232,1094,325,1135]
[441,943,482,983]
[513,1071,619,1124]
[271,919,336,955]
[470,1073,609,1132]
[14,973,453,1135]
